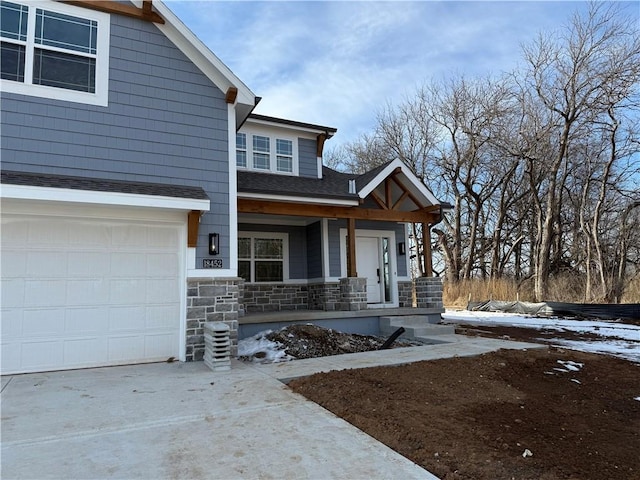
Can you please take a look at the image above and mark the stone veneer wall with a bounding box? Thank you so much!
[398,281,414,308]
[243,283,308,313]
[414,276,444,309]
[186,278,240,361]
[338,277,367,311]
[308,282,340,311]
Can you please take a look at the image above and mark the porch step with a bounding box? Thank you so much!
[379,314,455,341]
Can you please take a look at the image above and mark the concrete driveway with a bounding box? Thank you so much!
[1,359,436,479]
[1,337,540,479]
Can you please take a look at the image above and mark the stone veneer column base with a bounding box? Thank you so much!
[186,277,240,362]
[414,276,444,309]
[337,277,367,311]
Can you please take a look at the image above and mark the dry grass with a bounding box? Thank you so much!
[443,275,640,308]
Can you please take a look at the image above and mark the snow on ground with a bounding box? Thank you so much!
[237,330,293,363]
[443,310,640,363]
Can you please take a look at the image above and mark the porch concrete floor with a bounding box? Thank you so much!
[1,336,543,480]
[239,307,444,324]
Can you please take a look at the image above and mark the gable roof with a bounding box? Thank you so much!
[237,160,440,210]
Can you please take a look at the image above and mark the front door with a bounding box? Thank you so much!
[356,237,382,303]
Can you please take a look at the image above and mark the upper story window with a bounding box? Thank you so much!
[0,0,110,106]
[236,131,298,175]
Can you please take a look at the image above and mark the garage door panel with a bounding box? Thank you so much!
[28,220,69,245]
[25,279,67,307]
[148,227,180,247]
[144,333,176,357]
[146,253,179,276]
[1,211,183,374]
[1,278,25,308]
[146,278,180,303]
[22,340,65,369]
[66,278,109,305]
[26,251,68,276]
[2,249,26,276]
[64,337,108,366]
[68,252,110,276]
[111,253,145,276]
[1,309,23,337]
[109,306,146,332]
[111,225,149,247]
[146,305,179,329]
[23,308,65,336]
[69,223,111,246]
[65,307,108,334]
[110,278,146,304]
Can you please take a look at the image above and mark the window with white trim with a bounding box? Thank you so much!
[238,232,289,282]
[0,0,110,106]
[236,132,247,168]
[236,131,297,175]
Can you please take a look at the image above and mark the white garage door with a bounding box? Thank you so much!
[1,207,184,374]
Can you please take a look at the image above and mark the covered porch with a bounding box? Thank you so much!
[237,159,444,314]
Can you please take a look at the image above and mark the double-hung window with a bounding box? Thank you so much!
[238,232,289,283]
[236,131,297,175]
[0,0,110,106]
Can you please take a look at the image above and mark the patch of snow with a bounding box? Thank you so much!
[237,330,293,363]
[634,397,640,401]
[557,360,583,371]
[571,379,581,384]
[443,310,640,363]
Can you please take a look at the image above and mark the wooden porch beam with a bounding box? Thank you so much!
[61,1,165,23]
[385,178,393,209]
[392,190,410,210]
[390,174,426,210]
[422,222,433,277]
[238,199,439,224]
[369,191,388,210]
[347,217,357,277]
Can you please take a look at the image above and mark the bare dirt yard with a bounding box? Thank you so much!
[286,327,640,480]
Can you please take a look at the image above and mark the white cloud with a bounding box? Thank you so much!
[165,1,631,146]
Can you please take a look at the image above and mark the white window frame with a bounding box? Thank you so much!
[236,128,299,175]
[238,231,289,283]
[0,0,110,106]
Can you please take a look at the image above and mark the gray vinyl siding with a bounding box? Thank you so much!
[239,224,307,280]
[306,221,322,278]
[327,220,408,278]
[0,14,230,265]
[298,137,317,178]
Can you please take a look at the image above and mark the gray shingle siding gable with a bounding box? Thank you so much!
[0,13,230,264]
[298,137,317,178]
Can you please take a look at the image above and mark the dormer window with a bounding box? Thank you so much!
[236,131,298,175]
[0,0,110,106]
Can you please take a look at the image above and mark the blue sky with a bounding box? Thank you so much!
[165,1,637,147]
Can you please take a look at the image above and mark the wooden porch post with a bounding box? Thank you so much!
[347,217,357,277]
[422,222,433,277]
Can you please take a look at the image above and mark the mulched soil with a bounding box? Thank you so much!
[286,326,640,479]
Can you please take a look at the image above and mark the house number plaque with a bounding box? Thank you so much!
[203,258,223,268]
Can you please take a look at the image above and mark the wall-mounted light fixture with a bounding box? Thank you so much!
[209,233,219,255]
[398,242,406,255]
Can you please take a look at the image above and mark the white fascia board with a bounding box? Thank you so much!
[151,1,256,108]
[358,158,440,206]
[238,192,359,207]
[1,184,210,211]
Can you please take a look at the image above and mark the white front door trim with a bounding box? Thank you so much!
[339,228,398,308]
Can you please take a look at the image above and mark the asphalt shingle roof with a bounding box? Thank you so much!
[237,166,359,201]
[1,170,209,200]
